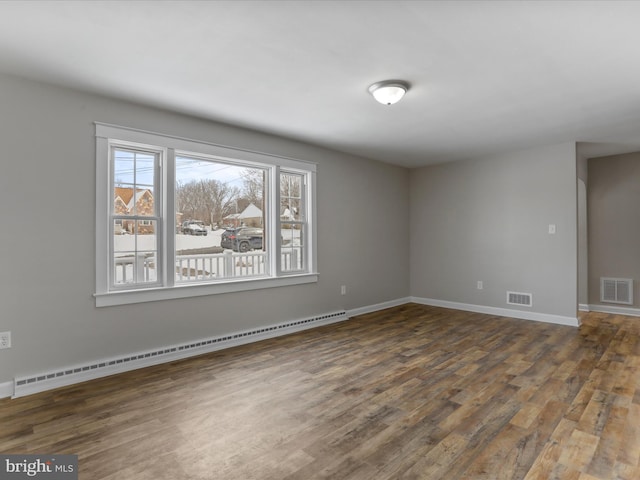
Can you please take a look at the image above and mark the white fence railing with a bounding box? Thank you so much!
[114,254,156,284]
[281,248,301,272]
[176,251,266,281]
[114,248,303,284]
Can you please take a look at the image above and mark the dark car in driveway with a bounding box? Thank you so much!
[220,228,237,249]
[221,227,263,252]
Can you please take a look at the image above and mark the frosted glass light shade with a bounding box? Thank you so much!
[368,81,409,105]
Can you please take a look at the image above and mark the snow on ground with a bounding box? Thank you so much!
[176,229,224,251]
[114,228,224,252]
[113,227,303,283]
[113,227,301,253]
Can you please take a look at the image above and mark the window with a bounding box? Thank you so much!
[280,172,306,272]
[111,147,160,287]
[95,123,317,306]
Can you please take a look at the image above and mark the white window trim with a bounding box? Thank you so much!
[95,122,318,307]
[278,169,309,275]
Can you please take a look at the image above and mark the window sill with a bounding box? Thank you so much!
[94,273,319,307]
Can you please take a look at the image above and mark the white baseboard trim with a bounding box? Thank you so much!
[347,297,412,318]
[410,297,580,327]
[587,304,640,317]
[12,309,349,399]
[579,303,590,312]
[6,296,586,400]
[0,381,13,399]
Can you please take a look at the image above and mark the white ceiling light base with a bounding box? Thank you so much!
[368,80,410,105]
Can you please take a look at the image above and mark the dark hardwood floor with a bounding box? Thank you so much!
[1,304,639,479]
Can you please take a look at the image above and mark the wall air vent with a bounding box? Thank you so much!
[507,291,532,307]
[601,278,633,305]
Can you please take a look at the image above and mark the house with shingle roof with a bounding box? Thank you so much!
[113,187,155,234]
[224,203,263,227]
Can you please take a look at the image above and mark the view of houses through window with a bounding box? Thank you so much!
[110,146,307,289]
[173,156,270,282]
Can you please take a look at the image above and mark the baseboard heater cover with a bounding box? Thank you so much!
[13,310,347,398]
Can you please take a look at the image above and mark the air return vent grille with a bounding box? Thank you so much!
[601,278,633,305]
[507,291,533,307]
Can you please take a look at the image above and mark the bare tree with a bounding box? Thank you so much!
[176,181,201,220]
[176,179,239,225]
[280,173,302,220]
[203,179,239,226]
[241,169,264,207]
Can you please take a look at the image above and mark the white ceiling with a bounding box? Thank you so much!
[1,0,640,167]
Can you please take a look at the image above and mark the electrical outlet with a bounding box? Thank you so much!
[341,285,347,295]
[0,331,11,349]
[477,281,483,290]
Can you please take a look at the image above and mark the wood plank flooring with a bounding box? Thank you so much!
[1,303,639,479]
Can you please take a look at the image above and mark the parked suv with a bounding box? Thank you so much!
[182,220,207,236]
[221,227,263,252]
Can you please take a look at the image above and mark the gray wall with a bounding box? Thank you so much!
[577,152,589,306]
[409,143,578,318]
[0,73,410,384]
[588,152,640,307]
[578,178,588,306]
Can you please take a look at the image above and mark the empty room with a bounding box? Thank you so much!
[1,1,639,479]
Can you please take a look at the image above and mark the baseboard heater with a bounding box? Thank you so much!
[13,310,348,398]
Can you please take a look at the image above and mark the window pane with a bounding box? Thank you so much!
[175,155,268,282]
[135,153,155,187]
[134,187,155,217]
[112,220,158,285]
[280,173,304,221]
[113,150,134,185]
[113,149,157,217]
[280,172,306,273]
[281,222,304,272]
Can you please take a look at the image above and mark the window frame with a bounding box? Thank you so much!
[109,144,164,291]
[95,123,318,307]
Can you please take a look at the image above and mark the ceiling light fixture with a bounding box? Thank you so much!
[368,80,410,105]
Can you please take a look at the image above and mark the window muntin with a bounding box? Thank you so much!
[96,123,317,306]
